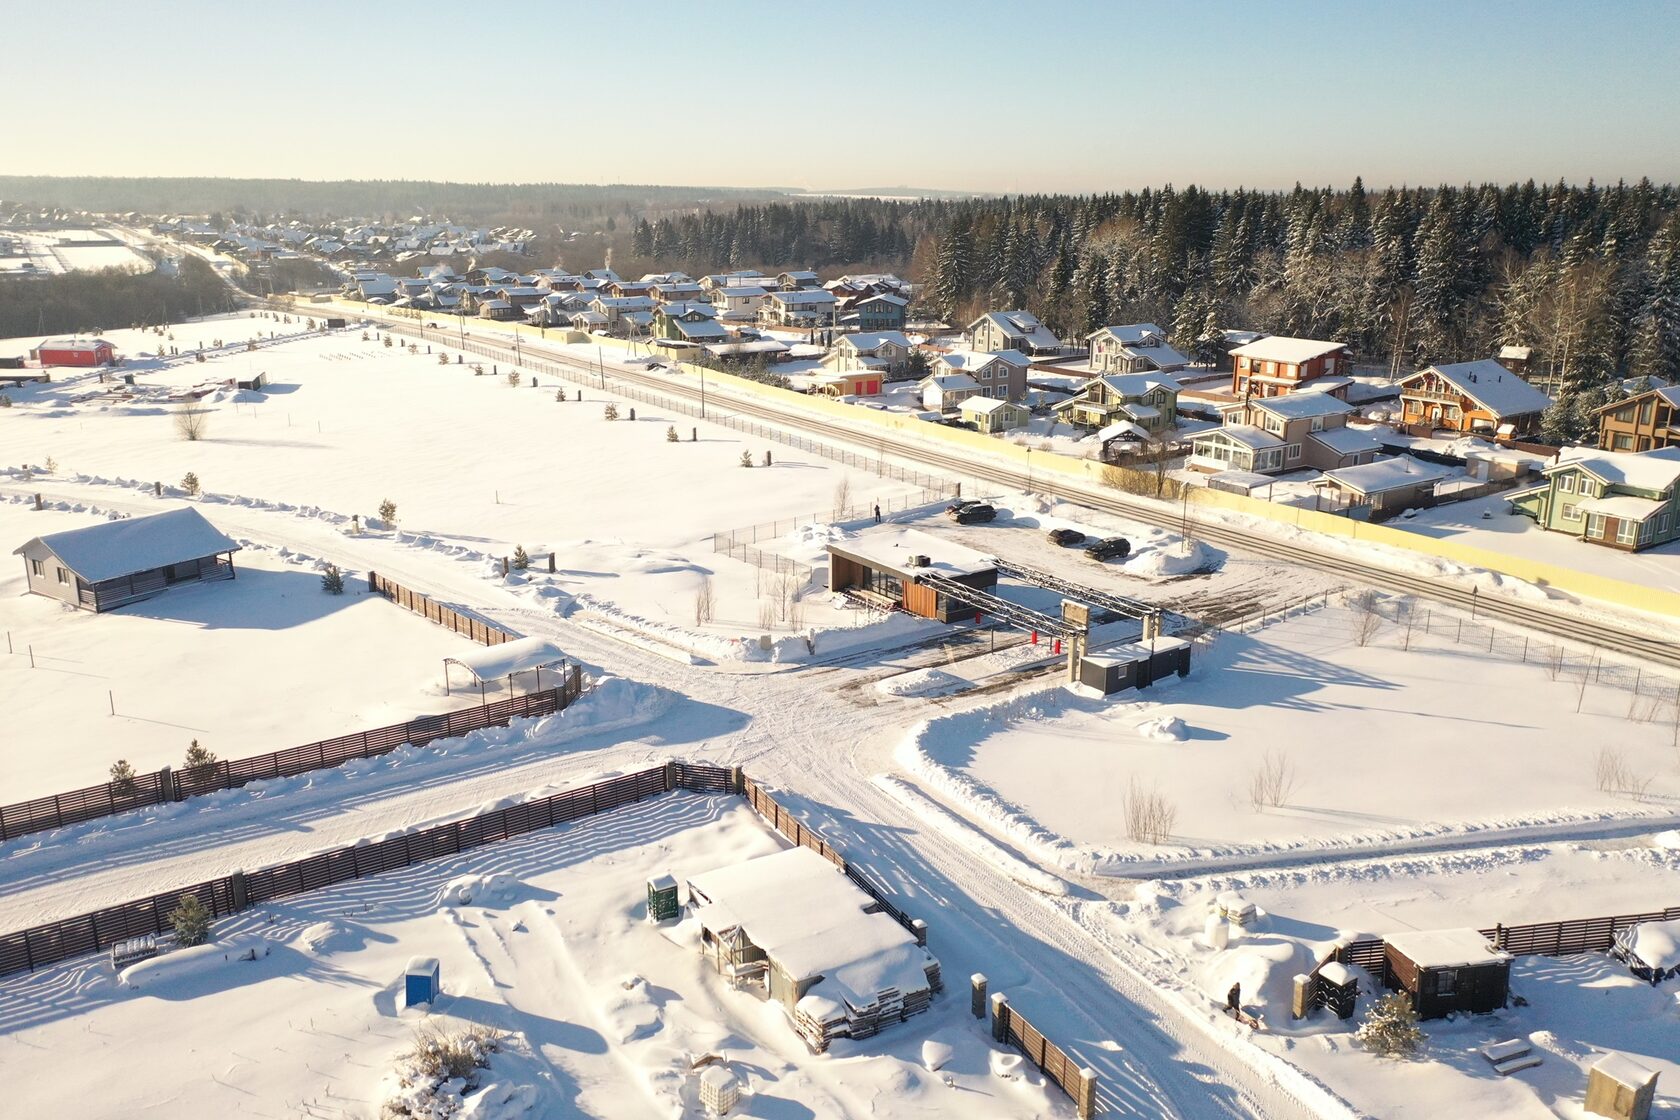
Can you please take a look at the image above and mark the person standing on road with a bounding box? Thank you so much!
[873,503,882,524]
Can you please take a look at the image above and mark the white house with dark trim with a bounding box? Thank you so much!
[14,508,241,613]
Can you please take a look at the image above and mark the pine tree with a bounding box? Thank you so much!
[378,499,398,526]
[168,893,212,947]
[512,545,529,570]
[183,739,217,771]
[109,758,137,794]
[932,218,973,322]
[180,471,200,496]
[321,563,345,595]
[1356,992,1425,1058]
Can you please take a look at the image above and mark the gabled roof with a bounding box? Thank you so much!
[1230,336,1345,363]
[1320,455,1448,495]
[856,292,908,307]
[1546,445,1680,491]
[1197,424,1284,450]
[838,331,912,352]
[1087,322,1168,346]
[1592,384,1680,413]
[716,285,771,298]
[767,289,837,306]
[1307,426,1383,454]
[15,508,241,583]
[937,349,1028,372]
[1251,393,1354,421]
[922,373,982,392]
[1403,360,1552,418]
[960,395,1024,415]
[969,310,1061,349]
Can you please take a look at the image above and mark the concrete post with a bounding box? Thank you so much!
[990,993,1010,1043]
[1291,973,1313,1020]
[1076,1067,1098,1119]
[970,974,988,1019]
[548,551,557,573]
[158,765,174,803]
[912,918,928,947]
[230,869,249,911]
[729,766,744,794]
[663,760,678,791]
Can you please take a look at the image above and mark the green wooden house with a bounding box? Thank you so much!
[1508,446,1680,551]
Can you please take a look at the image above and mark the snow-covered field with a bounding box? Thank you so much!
[0,792,1071,1119]
[0,500,482,800]
[0,228,151,276]
[904,600,1680,876]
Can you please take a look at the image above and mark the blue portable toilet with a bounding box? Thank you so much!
[405,956,440,1007]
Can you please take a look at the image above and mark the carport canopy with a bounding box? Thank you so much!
[444,636,566,689]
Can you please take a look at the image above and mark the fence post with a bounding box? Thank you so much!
[231,869,249,911]
[158,765,174,803]
[1076,1068,1098,1120]
[368,570,378,593]
[912,918,928,947]
[664,760,677,792]
[990,992,1010,1043]
[730,766,744,794]
[971,974,988,1019]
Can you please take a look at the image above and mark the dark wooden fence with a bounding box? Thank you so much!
[0,763,938,994]
[368,571,517,646]
[990,996,1097,1118]
[1334,903,1680,986]
[0,677,582,843]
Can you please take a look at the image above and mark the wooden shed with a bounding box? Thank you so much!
[827,528,997,622]
[1384,929,1511,1020]
[13,507,241,613]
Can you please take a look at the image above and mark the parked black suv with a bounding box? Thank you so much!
[1083,536,1131,561]
[1047,528,1086,546]
[953,503,997,525]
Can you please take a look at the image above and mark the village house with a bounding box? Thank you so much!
[930,349,1028,401]
[28,337,117,367]
[1313,456,1448,517]
[639,270,692,285]
[1508,445,1680,552]
[960,394,1031,434]
[477,299,519,321]
[711,284,773,322]
[606,279,653,299]
[1497,344,1533,376]
[1229,337,1350,398]
[1596,384,1680,453]
[1396,359,1552,438]
[840,292,908,333]
[965,310,1063,356]
[1085,323,1190,375]
[13,507,242,613]
[652,302,728,345]
[590,295,658,331]
[824,331,915,377]
[1199,393,1383,472]
[1054,371,1180,433]
[649,280,705,305]
[806,370,881,398]
[776,270,822,290]
[685,846,941,1052]
[699,269,767,293]
[759,289,838,329]
[920,372,983,413]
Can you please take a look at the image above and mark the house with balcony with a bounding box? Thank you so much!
[776,270,822,290]
[825,332,915,377]
[930,349,1028,402]
[840,292,908,333]
[590,295,658,331]
[1595,384,1680,453]
[1053,371,1180,433]
[650,280,706,305]
[1397,360,1552,438]
[653,302,728,345]
[920,372,984,413]
[1085,323,1190,375]
[1207,394,1383,472]
[1508,446,1680,552]
[1229,337,1350,399]
[759,289,838,329]
[965,310,1063,357]
[711,284,773,322]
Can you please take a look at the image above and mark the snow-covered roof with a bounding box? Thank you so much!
[687,847,932,1003]
[444,636,566,683]
[1578,494,1667,521]
[1317,962,1356,986]
[971,310,1061,349]
[829,527,995,580]
[15,507,240,583]
[1407,360,1552,418]
[1616,917,1680,971]
[1230,337,1345,364]
[1320,456,1449,496]
[1252,393,1354,421]
[937,349,1028,372]
[1497,344,1532,361]
[857,292,908,307]
[839,331,911,352]
[960,395,1023,415]
[922,372,982,392]
[716,285,771,298]
[1095,372,1179,397]
[1088,322,1168,346]
[1591,1053,1658,1090]
[1096,420,1151,443]
[1386,928,1510,969]
[1198,424,1284,450]
[1593,383,1680,411]
[1307,426,1383,454]
[1550,445,1680,491]
[768,289,837,306]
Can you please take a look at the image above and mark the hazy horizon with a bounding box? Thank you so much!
[8,0,1680,194]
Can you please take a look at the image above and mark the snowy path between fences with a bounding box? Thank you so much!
[1,471,1370,1118]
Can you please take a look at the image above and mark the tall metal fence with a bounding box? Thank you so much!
[0,685,578,843]
[368,571,517,646]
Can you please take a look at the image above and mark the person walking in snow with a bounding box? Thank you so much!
[873,503,882,524]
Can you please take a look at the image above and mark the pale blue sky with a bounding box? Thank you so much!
[8,0,1678,191]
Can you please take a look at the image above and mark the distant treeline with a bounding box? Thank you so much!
[0,257,237,342]
[0,176,792,227]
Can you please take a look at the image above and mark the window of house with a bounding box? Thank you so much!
[30,558,44,577]
[1587,513,1606,537]
[1640,400,1655,424]
[56,566,69,584]
[1558,474,1576,494]
[1310,416,1325,432]
[1287,444,1302,462]
[1618,520,1637,544]
[1655,511,1671,534]
[1436,969,1457,996]
[1562,502,1580,521]
[1613,434,1634,451]
[1616,406,1635,422]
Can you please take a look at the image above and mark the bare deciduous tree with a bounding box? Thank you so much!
[1124,780,1177,845]
[833,475,852,518]
[758,600,776,631]
[1248,749,1298,811]
[175,406,210,442]
[693,576,715,626]
[1348,590,1382,647]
